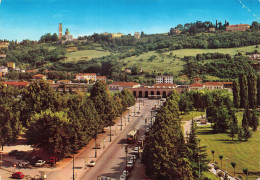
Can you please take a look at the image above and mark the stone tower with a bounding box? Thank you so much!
[59,23,62,39]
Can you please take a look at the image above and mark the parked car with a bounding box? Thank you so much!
[46,157,58,164]
[17,161,30,168]
[130,155,137,162]
[122,170,129,177]
[12,172,25,179]
[120,175,126,180]
[30,156,42,166]
[88,160,96,167]
[127,160,134,170]
[35,160,46,167]
[8,150,18,156]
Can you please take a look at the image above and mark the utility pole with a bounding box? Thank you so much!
[110,125,112,142]
[73,154,75,180]
[121,115,122,130]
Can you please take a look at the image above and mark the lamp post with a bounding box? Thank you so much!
[128,115,131,122]
[225,158,228,173]
[95,133,97,158]
[139,98,141,111]
[110,125,112,142]
[121,115,123,130]
[128,108,130,122]
[73,154,75,180]
[145,118,147,133]
[125,145,128,180]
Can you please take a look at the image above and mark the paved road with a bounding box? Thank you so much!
[80,99,158,180]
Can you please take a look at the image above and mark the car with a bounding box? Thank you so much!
[123,170,129,177]
[35,160,46,167]
[97,176,111,180]
[12,172,25,179]
[88,160,96,167]
[130,155,137,162]
[8,150,18,156]
[46,157,58,164]
[17,161,30,168]
[127,160,134,169]
[120,175,126,180]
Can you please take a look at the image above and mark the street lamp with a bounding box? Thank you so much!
[145,118,147,133]
[110,125,112,142]
[73,154,75,180]
[128,108,130,122]
[121,115,123,130]
[139,98,141,110]
[128,115,131,122]
[125,145,128,180]
[95,132,97,158]
[225,158,228,173]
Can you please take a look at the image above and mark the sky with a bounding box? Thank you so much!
[0,0,259,41]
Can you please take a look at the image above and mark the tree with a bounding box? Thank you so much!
[257,74,260,106]
[231,162,236,174]
[247,73,257,109]
[251,110,259,131]
[239,74,248,108]
[243,168,249,178]
[233,80,240,108]
[219,155,223,167]
[211,150,215,163]
[140,31,145,38]
[229,121,237,141]
[169,28,175,35]
[52,33,59,41]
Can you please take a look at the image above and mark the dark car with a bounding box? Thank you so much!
[8,150,19,156]
[12,172,25,179]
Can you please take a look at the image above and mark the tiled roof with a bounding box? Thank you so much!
[228,24,250,27]
[109,82,139,87]
[26,69,38,73]
[204,82,223,86]
[0,66,7,69]
[4,81,29,86]
[33,74,46,77]
[96,76,106,79]
[76,73,96,76]
[154,83,176,87]
[189,83,204,87]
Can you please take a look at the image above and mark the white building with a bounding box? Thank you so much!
[109,82,141,92]
[156,75,173,84]
[0,66,8,77]
[75,73,97,82]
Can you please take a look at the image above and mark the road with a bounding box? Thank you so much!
[44,99,159,180]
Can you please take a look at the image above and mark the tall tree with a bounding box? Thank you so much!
[239,74,248,108]
[248,73,257,109]
[233,80,240,108]
[250,110,259,131]
[257,74,260,106]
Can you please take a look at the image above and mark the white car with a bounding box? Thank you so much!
[88,160,96,167]
[127,160,133,169]
[130,155,137,162]
[120,175,126,180]
[35,160,46,167]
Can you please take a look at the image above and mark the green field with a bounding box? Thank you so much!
[120,45,259,75]
[197,125,260,179]
[64,49,110,62]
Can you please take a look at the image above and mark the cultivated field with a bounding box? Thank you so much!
[64,49,110,62]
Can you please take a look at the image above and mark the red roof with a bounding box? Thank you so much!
[4,81,29,86]
[76,73,96,76]
[189,83,204,87]
[110,82,139,87]
[33,74,46,77]
[96,76,106,79]
[228,24,250,27]
[154,83,176,87]
[204,82,223,86]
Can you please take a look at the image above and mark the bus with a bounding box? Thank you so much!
[127,130,138,144]
[148,95,162,99]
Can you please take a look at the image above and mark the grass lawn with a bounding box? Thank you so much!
[63,49,110,62]
[165,45,260,58]
[180,111,205,121]
[197,125,260,179]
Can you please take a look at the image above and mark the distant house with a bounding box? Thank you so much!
[0,41,9,48]
[111,33,124,38]
[188,82,204,91]
[193,77,202,83]
[2,81,30,89]
[226,24,250,32]
[75,73,96,82]
[0,54,7,59]
[47,80,55,84]
[156,75,174,84]
[248,54,260,61]
[134,32,140,39]
[96,76,106,83]
[204,82,224,90]
[209,27,215,32]
[7,62,15,69]
[57,80,71,84]
[173,29,181,35]
[125,68,132,74]
[26,69,38,73]
[0,66,8,77]
[32,74,47,80]
[109,82,141,92]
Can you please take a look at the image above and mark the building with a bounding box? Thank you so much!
[75,73,97,82]
[134,32,140,39]
[1,81,30,89]
[188,82,204,91]
[0,54,7,59]
[125,68,132,74]
[111,33,124,38]
[63,28,73,41]
[226,24,250,32]
[109,82,141,92]
[209,27,215,32]
[0,41,9,48]
[193,77,202,83]
[32,74,47,80]
[57,80,71,84]
[96,76,107,83]
[156,75,174,84]
[0,66,8,77]
[26,69,38,73]
[248,54,260,61]
[153,83,177,88]
[173,29,181,35]
[7,62,15,69]
[204,82,224,90]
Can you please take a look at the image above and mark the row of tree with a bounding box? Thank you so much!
[0,80,135,158]
[143,90,208,179]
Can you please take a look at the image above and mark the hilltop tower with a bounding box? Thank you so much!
[59,23,63,39]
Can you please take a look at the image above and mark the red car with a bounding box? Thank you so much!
[12,172,25,179]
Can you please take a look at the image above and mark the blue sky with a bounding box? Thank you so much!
[0,0,259,41]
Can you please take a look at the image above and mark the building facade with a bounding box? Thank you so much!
[226,24,250,32]
[156,75,174,84]
[0,66,8,76]
[109,82,140,92]
[75,73,97,82]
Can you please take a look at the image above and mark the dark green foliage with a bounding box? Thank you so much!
[231,162,236,174]
[233,80,240,108]
[239,74,248,108]
[251,110,259,131]
[247,73,257,109]
[257,74,260,106]
[219,155,223,167]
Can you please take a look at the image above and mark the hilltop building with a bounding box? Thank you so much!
[0,41,9,48]
[7,62,15,69]
[111,33,124,38]
[0,66,8,77]
[226,24,250,32]
[134,32,140,39]
[58,23,73,41]
[156,75,174,84]
[59,23,62,39]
